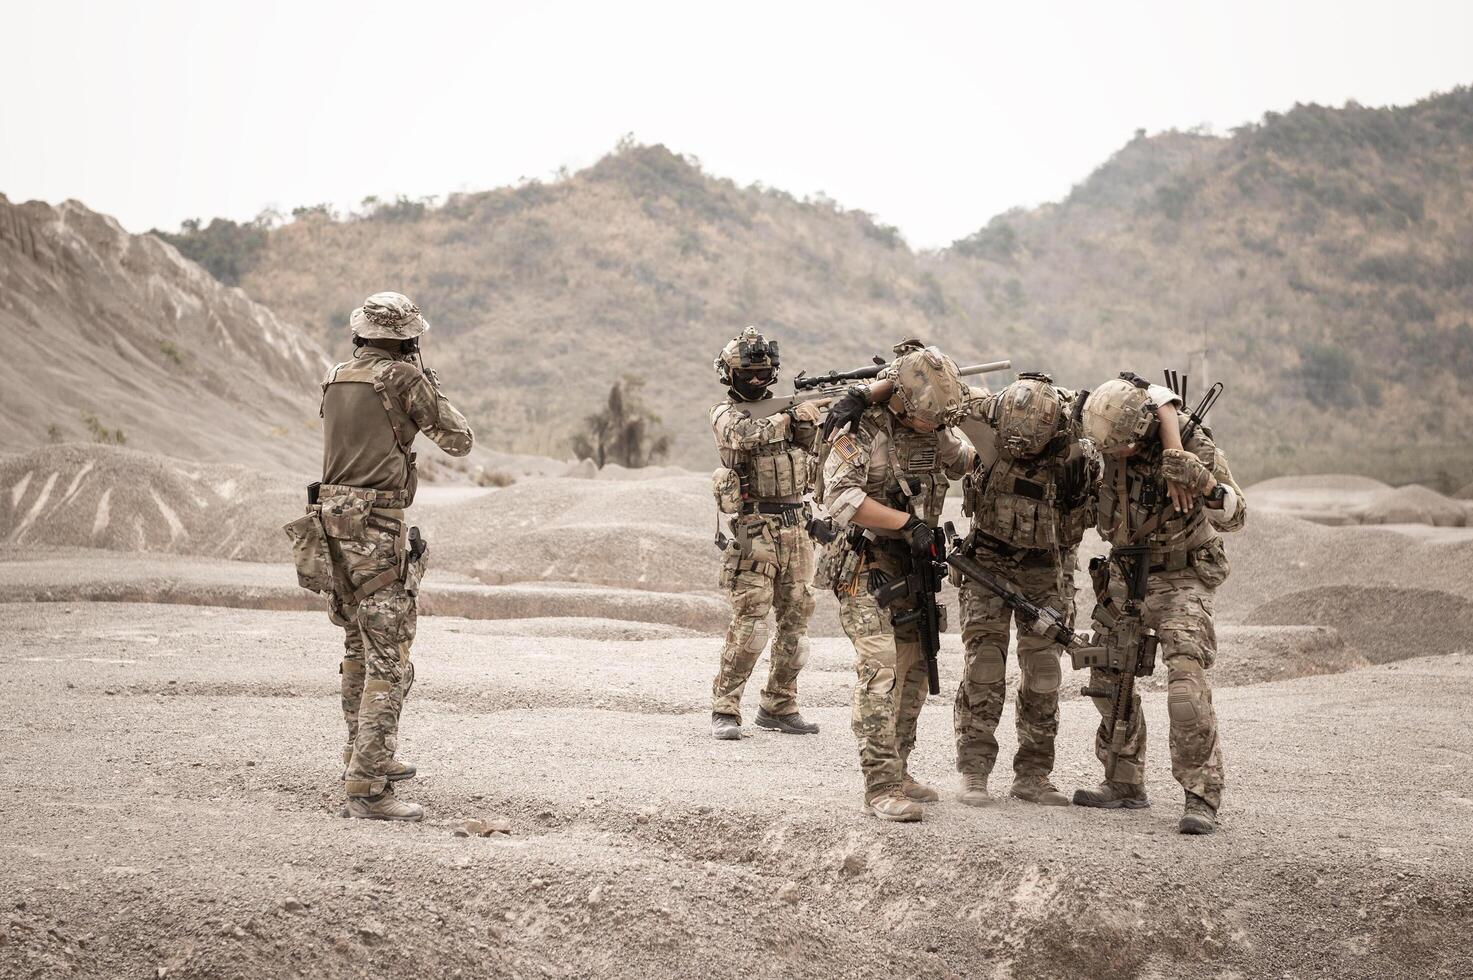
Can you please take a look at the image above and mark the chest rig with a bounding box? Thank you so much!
[1097,442,1217,556]
[876,418,951,525]
[718,413,815,503]
[963,444,1095,554]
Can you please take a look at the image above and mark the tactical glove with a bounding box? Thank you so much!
[1160,448,1214,495]
[902,515,934,557]
[788,400,824,425]
[821,387,869,441]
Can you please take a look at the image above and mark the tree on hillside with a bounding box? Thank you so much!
[571,377,671,468]
[151,215,270,285]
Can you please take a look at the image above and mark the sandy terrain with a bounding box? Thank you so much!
[5,454,1473,977]
[2,601,1470,980]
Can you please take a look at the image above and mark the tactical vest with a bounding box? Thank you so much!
[1097,441,1216,556]
[320,356,419,505]
[717,404,816,502]
[875,416,951,525]
[963,444,1095,553]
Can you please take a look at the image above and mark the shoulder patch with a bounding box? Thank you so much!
[831,433,862,464]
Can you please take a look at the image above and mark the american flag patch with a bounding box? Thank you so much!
[832,434,862,464]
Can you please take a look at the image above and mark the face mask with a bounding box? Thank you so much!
[731,369,775,401]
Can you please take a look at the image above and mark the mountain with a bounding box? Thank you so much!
[154,88,1473,489]
[941,88,1473,488]
[0,195,327,472]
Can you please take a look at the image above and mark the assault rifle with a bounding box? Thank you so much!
[940,523,1089,650]
[871,526,948,695]
[1072,544,1159,781]
[740,357,1013,421]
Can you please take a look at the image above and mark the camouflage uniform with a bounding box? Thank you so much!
[954,381,1097,783]
[311,298,473,801]
[1087,386,1245,810]
[819,404,971,797]
[709,400,819,720]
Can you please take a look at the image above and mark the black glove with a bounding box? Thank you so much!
[821,387,869,442]
[902,516,934,557]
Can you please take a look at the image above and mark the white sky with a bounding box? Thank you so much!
[2,0,1469,248]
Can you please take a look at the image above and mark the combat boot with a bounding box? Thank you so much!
[711,712,742,740]
[864,787,923,823]
[1178,792,1218,835]
[1010,774,1070,807]
[1072,780,1149,809]
[900,775,940,803]
[957,773,994,808]
[344,787,424,822]
[383,758,417,782]
[341,747,416,783]
[754,707,819,735]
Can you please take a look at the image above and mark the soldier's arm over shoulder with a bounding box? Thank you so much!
[938,426,975,479]
[389,362,475,457]
[711,402,790,450]
[821,411,879,527]
[1194,429,1246,532]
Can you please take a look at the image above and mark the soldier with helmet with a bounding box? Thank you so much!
[1074,374,1246,835]
[305,292,474,821]
[708,326,823,741]
[951,373,1099,808]
[816,342,976,823]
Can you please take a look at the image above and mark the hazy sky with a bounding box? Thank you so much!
[3,0,1469,248]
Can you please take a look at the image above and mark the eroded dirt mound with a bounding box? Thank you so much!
[1457,482,1473,500]
[1243,586,1473,662]
[1210,510,1473,621]
[422,473,718,592]
[1351,484,1468,527]
[1244,474,1391,525]
[0,195,325,470]
[0,444,299,561]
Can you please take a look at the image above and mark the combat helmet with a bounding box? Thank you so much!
[715,326,781,401]
[350,292,430,341]
[991,372,1066,458]
[1080,374,1157,452]
[884,341,965,429]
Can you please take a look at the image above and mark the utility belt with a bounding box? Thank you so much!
[739,500,807,527]
[962,527,1053,565]
[313,482,411,510]
[1149,550,1196,574]
[284,482,429,603]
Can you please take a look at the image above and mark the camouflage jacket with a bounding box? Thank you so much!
[823,406,972,530]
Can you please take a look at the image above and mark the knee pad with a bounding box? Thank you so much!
[401,660,415,699]
[744,620,771,656]
[968,645,1007,685]
[1022,650,1061,694]
[1167,667,1206,724]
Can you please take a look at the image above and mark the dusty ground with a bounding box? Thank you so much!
[3,600,1471,980]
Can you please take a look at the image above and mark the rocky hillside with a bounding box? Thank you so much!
[0,195,327,472]
[156,88,1473,487]
[941,88,1473,488]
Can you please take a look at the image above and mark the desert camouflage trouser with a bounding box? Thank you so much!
[1087,565,1226,808]
[329,522,415,797]
[955,550,1074,780]
[839,553,929,796]
[712,515,816,719]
